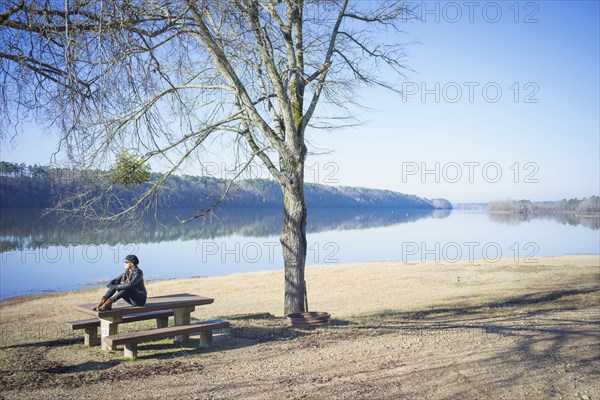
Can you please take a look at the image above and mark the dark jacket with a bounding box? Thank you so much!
[109,267,147,301]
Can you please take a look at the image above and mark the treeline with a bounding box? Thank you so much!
[0,162,52,208]
[0,162,49,178]
[0,162,452,210]
[487,197,600,215]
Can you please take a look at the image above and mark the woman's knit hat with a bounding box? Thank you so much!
[125,254,139,266]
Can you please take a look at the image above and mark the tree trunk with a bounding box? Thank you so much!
[280,169,308,316]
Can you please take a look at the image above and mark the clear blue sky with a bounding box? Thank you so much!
[1,1,598,204]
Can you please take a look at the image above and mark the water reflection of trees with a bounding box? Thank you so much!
[0,208,448,252]
[487,212,600,230]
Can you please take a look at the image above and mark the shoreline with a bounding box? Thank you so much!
[1,254,598,305]
[1,255,598,314]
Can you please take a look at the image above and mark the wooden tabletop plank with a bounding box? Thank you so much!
[74,293,214,318]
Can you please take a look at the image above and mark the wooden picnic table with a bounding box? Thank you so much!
[73,293,214,351]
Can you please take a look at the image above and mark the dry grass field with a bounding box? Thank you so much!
[1,255,599,399]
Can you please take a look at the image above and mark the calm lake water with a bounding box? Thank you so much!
[1,208,598,300]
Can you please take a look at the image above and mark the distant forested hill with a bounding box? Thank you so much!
[487,198,599,215]
[0,162,451,210]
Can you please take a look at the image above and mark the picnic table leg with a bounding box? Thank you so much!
[174,306,195,344]
[83,327,98,347]
[100,316,122,351]
[199,330,213,348]
[156,315,169,329]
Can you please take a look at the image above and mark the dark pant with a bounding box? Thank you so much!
[103,288,146,306]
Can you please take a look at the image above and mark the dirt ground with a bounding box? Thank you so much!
[0,256,598,399]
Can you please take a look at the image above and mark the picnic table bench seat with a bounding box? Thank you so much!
[66,309,175,346]
[103,319,229,359]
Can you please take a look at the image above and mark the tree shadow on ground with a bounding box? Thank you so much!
[363,287,598,321]
[337,286,600,399]
[1,337,81,349]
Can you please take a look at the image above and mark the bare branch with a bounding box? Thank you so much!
[301,0,348,132]
[178,146,266,223]
[1,1,413,314]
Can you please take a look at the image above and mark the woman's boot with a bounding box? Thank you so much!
[92,297,107,311]
[98,298,114,311]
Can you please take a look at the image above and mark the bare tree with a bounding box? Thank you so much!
[1,0,410,314]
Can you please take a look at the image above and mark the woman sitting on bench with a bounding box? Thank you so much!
[94,254,148,311]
